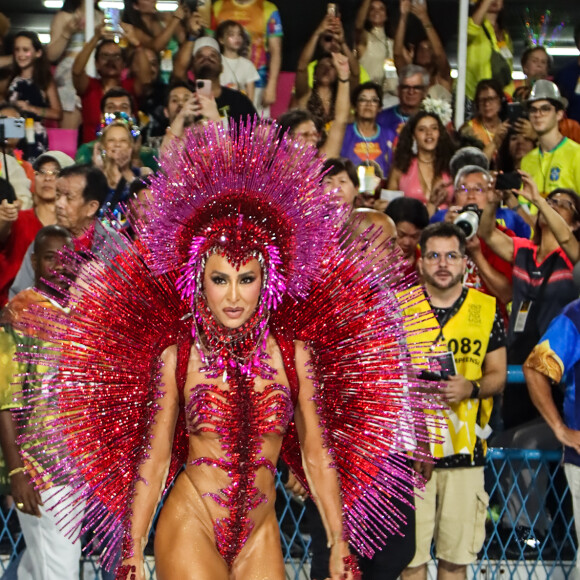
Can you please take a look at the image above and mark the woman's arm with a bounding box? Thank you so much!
[320,53,350,159]
[471,0,494,27]
[294,16,332,101]
[394,0,412,71]
[294,341,353,580]
[478,187,515,263]
[43,81,63,121]
[519,171,580,263]
[245,81,255,102]
[132,6,185,53]
[122,345,179,580]
[386,167,402,190]
[47,11,82,63]
[411,1,451,87]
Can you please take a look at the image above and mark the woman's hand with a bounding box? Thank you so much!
[517,170,542,206]
[64,11,83,37]
[492,120,511,148]
[400,0,411,16]
[429,179,451,208]
[120,23,140,47]
[514,118,537,142]
[328,540,355,580]
[332,51,350,80]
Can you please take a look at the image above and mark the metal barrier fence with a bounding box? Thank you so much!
[0,367,577,579]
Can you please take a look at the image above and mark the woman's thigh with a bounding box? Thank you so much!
[230,514,286,580]
[154,473,229,580]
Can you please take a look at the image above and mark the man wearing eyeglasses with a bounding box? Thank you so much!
[521,80,580,201]
[377,64,429,136]
[402,221,506,580]
[0,152,74,308]
[340,81,397,177]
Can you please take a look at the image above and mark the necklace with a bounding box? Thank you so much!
[194,295,273,383]
[417,159,435,196]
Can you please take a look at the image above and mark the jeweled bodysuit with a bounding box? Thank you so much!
[185,366,293,566]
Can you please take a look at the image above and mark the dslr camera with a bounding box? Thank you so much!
[454,204,481,240]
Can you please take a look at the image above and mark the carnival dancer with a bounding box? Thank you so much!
[14,119,438,580]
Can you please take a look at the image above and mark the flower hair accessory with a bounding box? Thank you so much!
[421,97,453,126]
[97,112,141,139]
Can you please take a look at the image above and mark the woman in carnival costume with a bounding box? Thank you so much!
[15,119,436,579]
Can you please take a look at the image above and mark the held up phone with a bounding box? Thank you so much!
[495,171,523,191]
[0,117,26,140]
[103,7,123,35]
[506,102,527,123]
[327,3,337,16]
[195,79,212,97]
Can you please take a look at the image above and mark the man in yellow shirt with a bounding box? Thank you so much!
[402,222,507,580]
[521,80,580,199]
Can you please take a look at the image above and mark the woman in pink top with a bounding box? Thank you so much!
[387,111,455,215]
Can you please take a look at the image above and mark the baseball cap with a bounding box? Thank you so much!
[193,36,220,56]
[33,151,75,171]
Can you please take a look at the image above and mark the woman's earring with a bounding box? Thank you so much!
[412,139,418,155]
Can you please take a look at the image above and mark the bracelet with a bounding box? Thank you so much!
[338,77,349,83]
[470,380,481,399]
[8,467,26,478]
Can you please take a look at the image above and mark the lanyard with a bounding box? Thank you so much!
[426,287,468,350]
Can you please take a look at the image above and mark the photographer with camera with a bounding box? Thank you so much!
[430,166,529,315]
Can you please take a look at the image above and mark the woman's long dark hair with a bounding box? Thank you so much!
[11,31,52,92]
[392,110,455,177]
[307,54,337,127]
[123,0,159,38]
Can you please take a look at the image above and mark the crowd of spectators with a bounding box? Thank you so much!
[2,0,580,578]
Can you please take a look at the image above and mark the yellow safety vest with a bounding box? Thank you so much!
[403,287,496,459]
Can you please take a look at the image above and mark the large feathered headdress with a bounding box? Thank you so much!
[137,119,347,311]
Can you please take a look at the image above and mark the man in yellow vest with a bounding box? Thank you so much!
[402,222,507,580]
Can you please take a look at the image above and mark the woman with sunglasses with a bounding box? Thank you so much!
[479,171,580,373]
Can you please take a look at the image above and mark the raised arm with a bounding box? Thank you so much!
[411,0,451,87]
[471,0,494,27]
[518,171,580,264]
[320,52,350,159]
[478,187,515,263]
[122,345,179,580]
[47,10,83,63]
[293,341,354,580]
[72,28,102,96]
[355,0,372,33]
[394,0,412,71]
[294,15,333,101]
[466,235,512,305]
[130,5,185,53]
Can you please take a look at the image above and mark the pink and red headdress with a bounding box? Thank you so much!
[137,119,347,311]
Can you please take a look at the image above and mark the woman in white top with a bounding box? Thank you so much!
[47,0,103,129]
